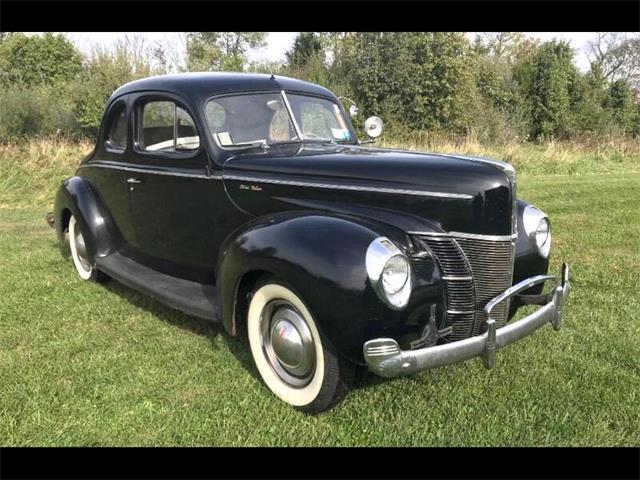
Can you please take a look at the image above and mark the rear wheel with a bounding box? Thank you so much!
[68,215,108,283]
[246,279,354,413]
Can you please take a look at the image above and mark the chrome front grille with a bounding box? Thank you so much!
[421,237,475,341]
[419,234,515,341]
[455,237,514,335]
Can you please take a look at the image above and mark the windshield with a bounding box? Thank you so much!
[205,92,355,149]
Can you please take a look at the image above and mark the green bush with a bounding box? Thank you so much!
[71,40,169,135]
[0,85,80,143]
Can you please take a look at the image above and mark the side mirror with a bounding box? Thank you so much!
[339,96,359,119]
[364,116,384,139]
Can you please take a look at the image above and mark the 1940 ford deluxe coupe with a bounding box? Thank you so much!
[48,73,570,413]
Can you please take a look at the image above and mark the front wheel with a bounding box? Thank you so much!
[247,280,354,414]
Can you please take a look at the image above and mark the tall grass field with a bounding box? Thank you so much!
[1,137,639,445]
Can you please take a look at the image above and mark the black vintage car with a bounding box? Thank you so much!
[48,72,570,413]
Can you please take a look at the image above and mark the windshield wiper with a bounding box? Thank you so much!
[225,140,270,152]
[268,139,303,147]
[273,138,337,146]
[231,137,348,151]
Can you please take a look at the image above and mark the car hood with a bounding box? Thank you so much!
[222,144,514,236]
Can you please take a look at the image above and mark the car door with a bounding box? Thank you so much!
[125,94,223,283]
[83,96,138,248]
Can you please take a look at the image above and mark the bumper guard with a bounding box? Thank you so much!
[364,263,571,378]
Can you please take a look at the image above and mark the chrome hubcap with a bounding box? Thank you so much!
[261,300,316,387]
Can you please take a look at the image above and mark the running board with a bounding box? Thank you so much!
[96,252,219,322]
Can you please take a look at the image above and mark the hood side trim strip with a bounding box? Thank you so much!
[223,175,473,200]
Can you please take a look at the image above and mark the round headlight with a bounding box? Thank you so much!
[365,237,413,310]
[382,255,410,295]
[523,205,551,258]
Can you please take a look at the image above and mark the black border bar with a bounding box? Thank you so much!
[1,447,639,480]
[1,0,639,32]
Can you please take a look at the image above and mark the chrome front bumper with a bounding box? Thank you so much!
[364,263,571,378]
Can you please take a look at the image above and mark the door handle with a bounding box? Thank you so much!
[127,178,142,184]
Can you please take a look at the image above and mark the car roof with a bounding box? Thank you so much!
[109,72,338,104]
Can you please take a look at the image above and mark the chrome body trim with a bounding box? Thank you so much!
[363,264,570,377]
[409,231,517,241]
[78,162,217,180]
[223,175,473,199]
[281,90,303,140]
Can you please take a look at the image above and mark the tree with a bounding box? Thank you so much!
[607,79,636,133]
[0,33,83,86]
[472,32,531,60]
[571,64,613,134]
[587,33,640,88]
[186,32,267,71]
[528,40,579,138]
[286,33,324,68]
[342,32,473,132]
[0,32,13,44]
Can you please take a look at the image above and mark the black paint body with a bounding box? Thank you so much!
[53,73,550,364]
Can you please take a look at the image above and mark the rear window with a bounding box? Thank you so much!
[106,103,128,150]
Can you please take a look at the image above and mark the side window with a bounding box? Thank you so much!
[106,103,128,151]
[139,100,200,152]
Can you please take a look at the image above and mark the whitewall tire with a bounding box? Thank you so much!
[68,215,107,283]
[247,280,353,413]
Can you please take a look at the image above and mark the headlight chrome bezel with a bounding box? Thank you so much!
[365,237,412,310]
[523,205,551,258]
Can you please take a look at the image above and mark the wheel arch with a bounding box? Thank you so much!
[230,269,274,336]
[53,175,122,261]
[216,210,418,363]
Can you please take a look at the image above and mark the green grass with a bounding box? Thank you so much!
[1,139,639,445]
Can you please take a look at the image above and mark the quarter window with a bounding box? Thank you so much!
[139,100,200,152]
[106,103,128,150]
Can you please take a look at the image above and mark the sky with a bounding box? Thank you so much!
[62,32,604,71]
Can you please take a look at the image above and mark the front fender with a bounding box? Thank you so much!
[53,176,121,261]
[216,211,442,363]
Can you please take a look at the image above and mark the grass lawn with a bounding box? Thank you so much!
[1,140,639,445]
